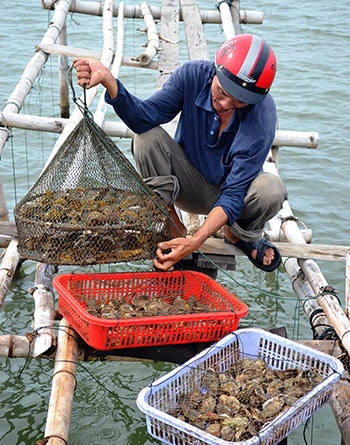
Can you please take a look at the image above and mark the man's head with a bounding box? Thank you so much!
[215,34,277,105]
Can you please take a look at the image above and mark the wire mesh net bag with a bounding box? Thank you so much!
[14,113,172,266]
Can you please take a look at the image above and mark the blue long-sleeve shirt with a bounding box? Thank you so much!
[105,60,277,225]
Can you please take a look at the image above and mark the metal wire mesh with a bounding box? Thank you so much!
[14,114,172,265]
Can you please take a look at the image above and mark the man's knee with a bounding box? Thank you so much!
[132,127,165,160]
[253,173,287,205]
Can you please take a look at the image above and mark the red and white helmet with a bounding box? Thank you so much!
[215,34,277,104]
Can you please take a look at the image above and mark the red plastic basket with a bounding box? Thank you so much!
[53,270,249,350]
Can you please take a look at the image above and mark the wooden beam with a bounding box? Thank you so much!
[200,237,350,262]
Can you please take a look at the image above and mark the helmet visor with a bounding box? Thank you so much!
[216,65,268,104]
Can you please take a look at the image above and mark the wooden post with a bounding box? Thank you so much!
[43,318,79,445]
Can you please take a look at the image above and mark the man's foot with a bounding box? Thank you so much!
[168,205,187,238]
[223,226,280,271]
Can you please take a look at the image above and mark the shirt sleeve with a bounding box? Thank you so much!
[105,68,187,134]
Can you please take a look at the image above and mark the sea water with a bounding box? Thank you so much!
[0,0,349,443]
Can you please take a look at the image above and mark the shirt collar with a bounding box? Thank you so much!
[195,65,215,112]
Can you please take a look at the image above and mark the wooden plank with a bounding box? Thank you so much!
[200,237,350,262]
[157,0,180,88]
[180,0,209,60]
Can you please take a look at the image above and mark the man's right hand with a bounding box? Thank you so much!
[73,58,119,99]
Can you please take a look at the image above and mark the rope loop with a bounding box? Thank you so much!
[67,64,93,119]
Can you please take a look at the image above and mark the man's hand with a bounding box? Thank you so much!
[154,237,200,271]
[73,58,118,99]
[154,206,228,271]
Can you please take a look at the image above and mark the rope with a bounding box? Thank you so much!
[67,64,92,118]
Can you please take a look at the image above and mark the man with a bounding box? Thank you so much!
[73,33,287,272]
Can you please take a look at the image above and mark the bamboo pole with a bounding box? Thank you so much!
[284,257,335,339]
[31,263,57,357]
[58,22,70,118]
[0,180,9,222]
[265,228,312,243]
[301,261,350,355]
[93,0,116,126]
[0,0,73,157]
[43,318,79,445]
[265,158,350,357]
[218,0,236,39]
[41,0,264,25]
[230,0,241,35]
[42,0,116,170]
[265,156,350,444]
[0,334,31,357]
[346,252,350,317]
[136,2,159,66]
[0,238,20,310]
[0,111,319,147]
[0,334,151,361]
[36,43,159,70]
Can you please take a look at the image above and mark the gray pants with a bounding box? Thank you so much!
[132,126,287,242]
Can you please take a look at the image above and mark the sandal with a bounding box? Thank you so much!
[224,237,281,272]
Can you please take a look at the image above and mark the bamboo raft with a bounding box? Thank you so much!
[0,1,350,444]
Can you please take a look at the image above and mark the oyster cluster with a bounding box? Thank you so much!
[15,187,170,265]
[168,358,323,442]
[86,294,216,319]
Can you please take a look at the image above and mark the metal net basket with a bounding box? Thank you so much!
[14,114,172,266]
